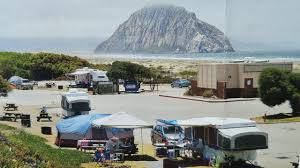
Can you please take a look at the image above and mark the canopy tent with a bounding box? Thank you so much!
[176,117,256,129]
[92,112,152,128]
[8,76,28,85]
[56,114,110,140]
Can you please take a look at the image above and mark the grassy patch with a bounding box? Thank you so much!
[251,113,300,124]
[0,123,91,168]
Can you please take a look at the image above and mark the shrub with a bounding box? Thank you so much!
[203,89,214,98]
[184,88,194,96]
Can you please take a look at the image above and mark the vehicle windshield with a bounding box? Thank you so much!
[163,126,182,134]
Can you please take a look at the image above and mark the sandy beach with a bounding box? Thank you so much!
[75,53,300,73]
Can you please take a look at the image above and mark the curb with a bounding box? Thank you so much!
[159,95,258,103]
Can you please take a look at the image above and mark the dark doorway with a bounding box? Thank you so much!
[244,78,254,97]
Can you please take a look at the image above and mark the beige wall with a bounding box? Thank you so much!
[197,64,217,89]
[197,62,293,89]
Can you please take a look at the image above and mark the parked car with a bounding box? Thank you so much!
[171,79,191,88]
[151,124,184,146]
[16,80,34,90]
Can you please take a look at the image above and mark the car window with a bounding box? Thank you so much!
[155,126,161,132]
[163,126,183,134]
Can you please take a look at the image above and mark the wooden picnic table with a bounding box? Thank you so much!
[37,113,52,122]
[3,103,18,111]
[1,113,17,122]
[4,112,22,119]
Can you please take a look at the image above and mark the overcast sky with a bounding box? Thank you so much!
[0,0,225,39]
[0,0,299,49]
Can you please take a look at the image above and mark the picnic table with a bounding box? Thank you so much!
[3,103,18,111]
[37,113,52,122]
[77,140,107,152]
[1,112,21,122]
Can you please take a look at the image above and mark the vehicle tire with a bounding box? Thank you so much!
[179,85,182,88]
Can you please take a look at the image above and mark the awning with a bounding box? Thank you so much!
[69,71,89,75]
[92,112,152,128]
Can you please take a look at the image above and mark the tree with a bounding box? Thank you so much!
[107,61,152,92]
[107,61,151,81]
[259,68,300,116]
[0,75,10,93]
[288,73,300,114]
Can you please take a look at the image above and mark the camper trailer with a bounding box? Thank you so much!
[61,89,91,117]
[177,117,268,163]
[69,67,109,88]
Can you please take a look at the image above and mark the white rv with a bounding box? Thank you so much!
[69,67,109,87]
[176,117,268,163]
[61,89,91,117]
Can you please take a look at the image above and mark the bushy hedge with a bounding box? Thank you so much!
[0,52,109,80]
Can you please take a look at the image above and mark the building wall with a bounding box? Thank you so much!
[238,62,293,88]
[194,62,293,99]
[197,64,217,89]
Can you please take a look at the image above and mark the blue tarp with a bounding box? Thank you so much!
[8,76,27,85]
[56,114,110,136]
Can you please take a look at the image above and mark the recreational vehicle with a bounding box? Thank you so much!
[61,89,91,117]
[69,67,109,88]
[177,117,268,163]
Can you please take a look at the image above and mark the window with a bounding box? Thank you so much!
[163,126,183,134]
[218,134,231,149]
[71,102,90,112]
[234,135,267,150]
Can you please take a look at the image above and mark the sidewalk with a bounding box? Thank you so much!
[159,94,258,103]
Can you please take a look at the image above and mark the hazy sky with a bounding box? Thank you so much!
[226,0,300,49]
[0,0,299,50]
[0,0,225,38]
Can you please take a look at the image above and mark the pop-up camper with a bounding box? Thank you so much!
[177,117,268,163]
[61,89,91,117]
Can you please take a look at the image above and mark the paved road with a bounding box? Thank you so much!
[1,86,299,168]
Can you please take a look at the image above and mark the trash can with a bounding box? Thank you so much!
[41,127,52,135]
[21,114,31,127]
[58,85,63,90]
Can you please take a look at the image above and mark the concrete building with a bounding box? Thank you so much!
[191,61,293,99]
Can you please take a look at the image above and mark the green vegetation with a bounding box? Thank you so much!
[259,68,300,116]
[178,70,197,80]
[202,89,214,98]
[0,124,91,168]
[107,61,152,82]
[0,52,110,80]
[0,75,10,93]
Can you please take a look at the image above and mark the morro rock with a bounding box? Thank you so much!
[95,5,234,53]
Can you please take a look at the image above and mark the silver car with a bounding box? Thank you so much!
[151,124,184,146]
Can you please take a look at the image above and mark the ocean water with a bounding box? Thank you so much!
[0,37,300,61]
